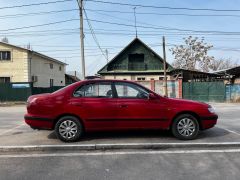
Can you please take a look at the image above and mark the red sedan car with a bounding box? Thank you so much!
[25,80,218,142]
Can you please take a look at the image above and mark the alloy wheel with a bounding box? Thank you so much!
[59,120,78,139]
[177,118,196,137]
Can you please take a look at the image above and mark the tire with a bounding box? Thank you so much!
[55,116,83,142]
[171,114,199,140]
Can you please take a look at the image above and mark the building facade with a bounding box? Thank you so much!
[0,42,66,87]
[98,38,173,81]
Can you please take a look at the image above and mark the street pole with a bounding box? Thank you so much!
[105,49,109,63]
[163,36,168,97]
[77,0,85,79]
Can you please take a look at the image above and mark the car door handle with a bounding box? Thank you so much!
[71,102,82,106]
[119,104,128,108]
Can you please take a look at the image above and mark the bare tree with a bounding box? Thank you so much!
[210,58,239,71]
[1,37,9,43]
[170,36,214,72]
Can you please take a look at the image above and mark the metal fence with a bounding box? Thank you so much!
[0,82,64,102]
[183,81,225,102]
[136,80,180,98]
[226,84,240,102]
[0,83,32,101]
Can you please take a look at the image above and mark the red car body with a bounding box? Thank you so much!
[25,80,218,140]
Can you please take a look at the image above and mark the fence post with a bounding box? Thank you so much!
[178,78,183,98]
[150,80,155,91]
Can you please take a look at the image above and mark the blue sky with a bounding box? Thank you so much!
[0,0,240,78]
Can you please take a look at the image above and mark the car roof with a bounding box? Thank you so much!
[79,79,137,84]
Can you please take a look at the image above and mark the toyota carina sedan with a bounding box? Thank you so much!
[25,80,218,142]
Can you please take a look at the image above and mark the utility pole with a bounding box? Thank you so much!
[162,36,168,97]
[105,49,109,63]
[77,0,85,79]
[133,7,138,37]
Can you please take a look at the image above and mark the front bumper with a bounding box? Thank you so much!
[200,115,218,130]
[24,115,54,130]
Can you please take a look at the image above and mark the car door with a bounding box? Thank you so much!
[114,82,167,129]
[70,82,118,130]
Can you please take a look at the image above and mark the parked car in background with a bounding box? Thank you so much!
[24,79,218,142]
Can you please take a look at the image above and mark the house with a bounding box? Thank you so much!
[98,38,173,81]
[0,41,67,87]
[214,66,240,84]
[171,69,221,82]
[65,74,80,85]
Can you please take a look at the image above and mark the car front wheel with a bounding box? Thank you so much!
[55,116,83,142]
[172,114,199,140]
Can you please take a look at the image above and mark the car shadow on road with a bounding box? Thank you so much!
[47,126,230,142]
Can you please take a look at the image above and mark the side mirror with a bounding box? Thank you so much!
[148,93,157,100]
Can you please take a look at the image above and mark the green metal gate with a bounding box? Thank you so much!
[0,83,32,101]
[183,81,225,102]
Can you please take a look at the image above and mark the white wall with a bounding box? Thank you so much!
[30,53,66,87]
[0,44,29,82]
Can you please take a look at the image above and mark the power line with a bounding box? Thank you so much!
[1,15,240,35]
[85,9,240,36]
[1,7,240,20]
[3,26,240,36]
[86,0,240,12]
[0,19,79,32]
[85,8,240,18]
[83,8,108,61]
[0,0,73,10]
[86,18,240,34]
[0,9,78,19]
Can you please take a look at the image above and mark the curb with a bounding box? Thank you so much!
[1,142,240,152]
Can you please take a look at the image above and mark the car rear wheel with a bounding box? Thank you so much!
[55,116,83,142]
[172,114,199,140]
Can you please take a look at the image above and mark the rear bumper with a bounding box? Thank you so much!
[24,115,54,130]
[200,115,218,130]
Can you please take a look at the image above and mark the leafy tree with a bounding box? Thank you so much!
[170,36,214,72]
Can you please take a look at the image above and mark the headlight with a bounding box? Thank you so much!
[208,107,215,113]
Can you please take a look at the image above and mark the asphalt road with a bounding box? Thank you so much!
[0,149,240,180]
[1,103,240,145]
[0,103,240,180]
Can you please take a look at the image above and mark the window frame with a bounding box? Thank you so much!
[137,77,146,81]
[0,51,11,61]
[113,82,150,99]
[73,82,117,98]
[0,77,11,83]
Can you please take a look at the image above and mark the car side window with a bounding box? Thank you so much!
[73,83,113,98]
[114,82,149,99]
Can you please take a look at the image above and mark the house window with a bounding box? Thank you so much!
[0,77,10,83]
[128,53,145,70]
[0,51,11,61]
[50,63,53,69]
[137,77,146,81]
[50,79,54,87]
[59,66,62,71]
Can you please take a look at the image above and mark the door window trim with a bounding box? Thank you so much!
[113,82,150,99]
[72,82,117,98]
